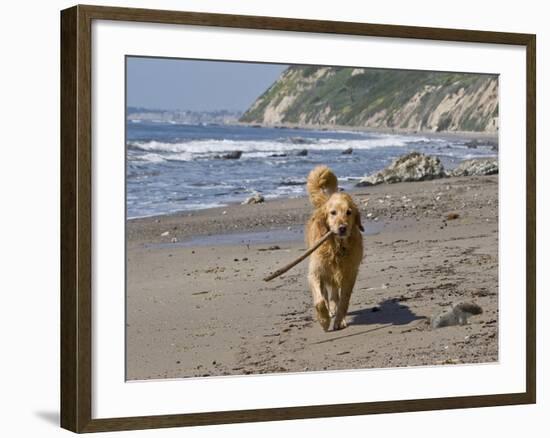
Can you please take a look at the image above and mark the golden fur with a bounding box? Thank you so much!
[305,166,364,331]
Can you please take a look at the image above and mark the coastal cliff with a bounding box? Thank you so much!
[240,66,498,133]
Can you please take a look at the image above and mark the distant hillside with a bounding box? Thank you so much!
[127,108,242,125]
[240,66,498,133]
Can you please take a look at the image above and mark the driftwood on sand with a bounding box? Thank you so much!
[263,231,333,282]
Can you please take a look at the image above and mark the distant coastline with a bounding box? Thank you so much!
[127,107,243,125]
[234,120,499,142]
[126,108,498,141]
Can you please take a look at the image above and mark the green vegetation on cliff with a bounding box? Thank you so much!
[240,66,498,133]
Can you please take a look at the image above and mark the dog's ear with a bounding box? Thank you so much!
[312,210,329,236]
[355,207,364,232]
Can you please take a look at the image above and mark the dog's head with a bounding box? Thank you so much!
[322,192,364,239]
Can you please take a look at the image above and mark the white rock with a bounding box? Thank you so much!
[356,152,446,186]
[451,158,498,177]
[242,193,265,205]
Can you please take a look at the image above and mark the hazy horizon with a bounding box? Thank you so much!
[126,57,288,112]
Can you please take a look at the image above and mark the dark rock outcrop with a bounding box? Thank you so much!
[216,150,242,160]
[290,137,307,144]
[464,139,498,149]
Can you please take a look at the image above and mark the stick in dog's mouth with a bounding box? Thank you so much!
[263,230,334,282]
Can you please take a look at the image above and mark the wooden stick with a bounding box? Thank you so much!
[263,231,333,282]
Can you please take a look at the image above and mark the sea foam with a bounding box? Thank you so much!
[127,134,427,162]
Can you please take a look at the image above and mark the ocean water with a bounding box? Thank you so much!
[127,121,497,219]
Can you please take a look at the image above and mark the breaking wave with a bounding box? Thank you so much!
[127,134,428,162]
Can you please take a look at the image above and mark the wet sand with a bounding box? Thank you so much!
[126,175,498,380]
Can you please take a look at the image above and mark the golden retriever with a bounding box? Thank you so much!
[305,165,364,331]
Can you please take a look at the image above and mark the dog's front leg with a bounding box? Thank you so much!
[333,277,356,330]
[328,287,339,317]
[308,273,330,331]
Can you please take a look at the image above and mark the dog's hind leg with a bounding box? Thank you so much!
[308,273,330,331]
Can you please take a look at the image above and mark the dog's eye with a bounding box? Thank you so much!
[330,210,337,216]
[346,209,352,216]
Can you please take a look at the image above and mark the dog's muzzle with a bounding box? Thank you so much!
[338,225,348,236]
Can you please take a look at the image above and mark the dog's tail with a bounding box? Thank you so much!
[307,165,338,208]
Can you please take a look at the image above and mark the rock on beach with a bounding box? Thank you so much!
[451,158,498,177]
[356,152,446,186]
[242,193,265,205]
[356,152,498,187]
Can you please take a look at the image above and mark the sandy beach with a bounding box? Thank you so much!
[126,175,498,380]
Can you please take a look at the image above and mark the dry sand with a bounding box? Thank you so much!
[126,175,498,380]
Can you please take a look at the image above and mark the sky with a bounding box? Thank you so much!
[126,57,288,112]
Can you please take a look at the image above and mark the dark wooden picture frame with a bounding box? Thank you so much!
[61,4,536,433]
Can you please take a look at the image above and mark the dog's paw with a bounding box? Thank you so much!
[333,318,348,331]
[315,302,331,331]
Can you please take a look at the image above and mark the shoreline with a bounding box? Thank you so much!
[232,121,499,142]
[126,175,499,380]
[126,182,404,245]
[127,174,495,244]
[143,221,385,250]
